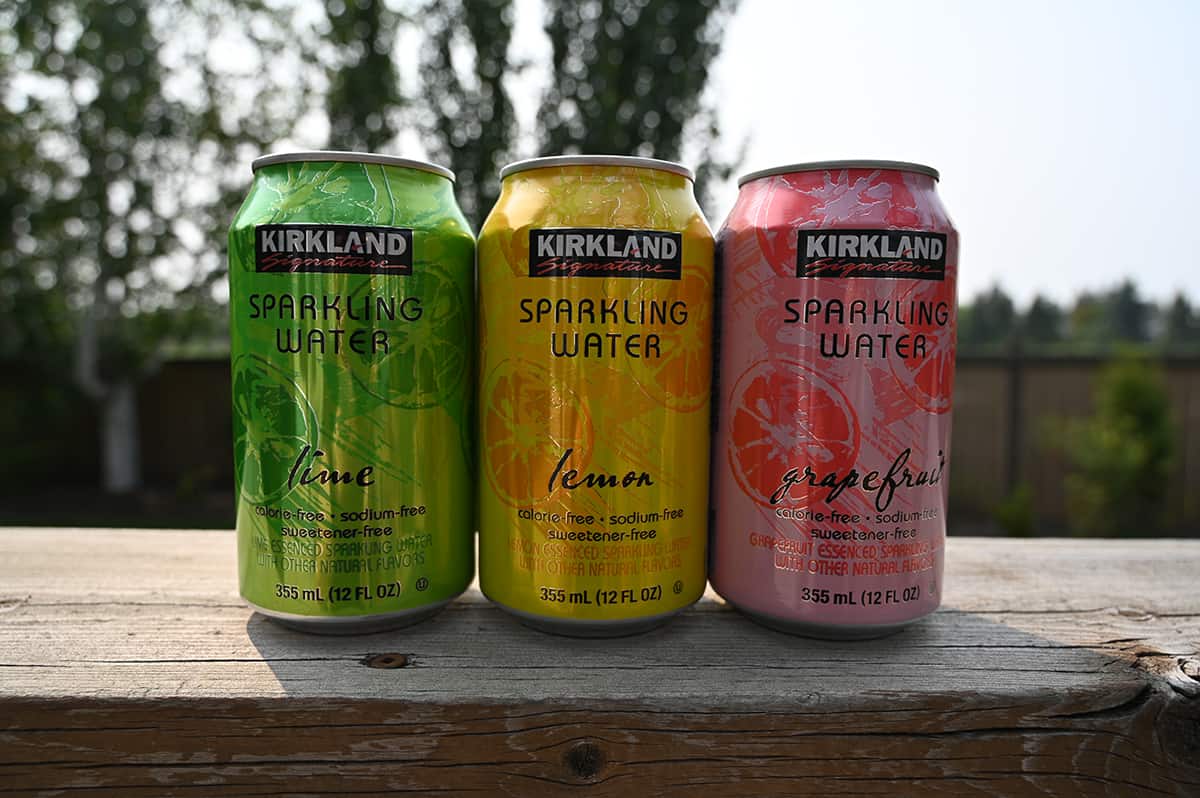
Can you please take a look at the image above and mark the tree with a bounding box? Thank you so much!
[4,0,310,493]
[538,0,740,211]
[1067,280,1152,350]
[1061,353,1176,536]
[1107,279,1151,344]
[1023,295,1064,347]
[321,0,518,227]
[322,0,741,225]
[1162,293,1200,351]
[958,284,1016,353]
[1067,290,1105,351]
[419,0,516,227]
[325,0,404,153]
[0,30,73,362]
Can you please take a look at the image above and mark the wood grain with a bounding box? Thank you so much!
[0,529,1198,796]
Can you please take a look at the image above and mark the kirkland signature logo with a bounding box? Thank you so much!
[796,229,947,281]
[529,228,682,280]
[255,224,413,275]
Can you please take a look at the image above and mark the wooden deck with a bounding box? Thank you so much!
[1,529,1198,796]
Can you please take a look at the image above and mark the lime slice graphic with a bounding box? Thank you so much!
[232,354,316,504]
[347,263,467,410]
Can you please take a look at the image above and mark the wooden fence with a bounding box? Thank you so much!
[3,356,1199,531]
[952,356,1200,530]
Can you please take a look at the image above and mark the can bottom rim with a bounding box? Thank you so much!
[733,604,930,641]
[490,599,690,639]
[246,597,456,636]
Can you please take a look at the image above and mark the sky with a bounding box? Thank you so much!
[704,0,1200,304]
[292,0,1199,307]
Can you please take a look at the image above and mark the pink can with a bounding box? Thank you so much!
[710,161,958,639]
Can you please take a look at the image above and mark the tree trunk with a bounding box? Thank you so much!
[100,380,141,495]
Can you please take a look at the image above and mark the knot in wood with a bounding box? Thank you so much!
[362,652,409,669]
[565,741,606,780]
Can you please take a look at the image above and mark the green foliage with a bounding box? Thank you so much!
[539,0,722,155]
[959,281,1197,356]
[958,284,1016,354]
[1061,353,1176,536]
[321,0,742,226]
[2,0,311,385]
[419,0,516,227]
[993,482,1035,537]
[1024,295,1064,347]
[1163,293,1200,352]
[5,0,743,492]
[1068,280,1152,351]
[538,0,740,213]
[3,0,316,490]
[325,0,404,152]
[1107,280,1152,343]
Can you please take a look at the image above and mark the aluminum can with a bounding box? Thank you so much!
[477,155,714,636]
[711,161,957,639]
[228,151,475,633]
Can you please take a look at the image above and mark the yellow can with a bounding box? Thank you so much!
[477,155,714,636]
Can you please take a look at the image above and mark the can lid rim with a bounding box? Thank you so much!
[500,155,694,181]
[737,160,940,186]
[252,151,455,181]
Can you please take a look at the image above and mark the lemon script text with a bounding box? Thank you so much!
[548,448,655,493]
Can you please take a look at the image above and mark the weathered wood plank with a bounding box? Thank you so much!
[0,529,1197,796]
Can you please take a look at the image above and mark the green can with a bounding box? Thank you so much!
[228,151,475,633]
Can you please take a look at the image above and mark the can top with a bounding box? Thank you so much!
[500,155,694,181]
[738,160,939,187]
[252,150,455,181]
